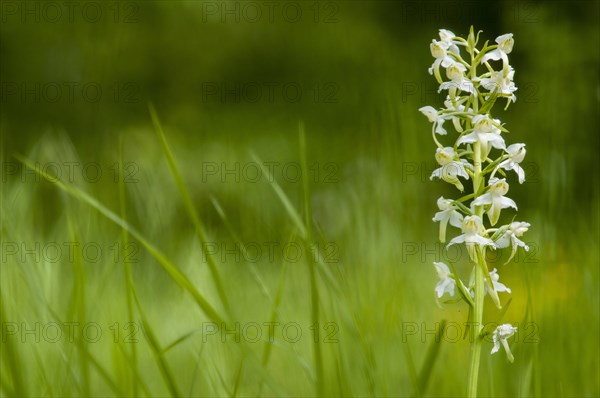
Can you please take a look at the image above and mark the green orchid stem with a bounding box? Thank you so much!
[468,245,485,398]
[468,45,484,395]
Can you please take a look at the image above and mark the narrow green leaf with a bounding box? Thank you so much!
[149,103,231,314]
[403,342,420,397]
[118,136,139,396]
[132,288,182,397]
[417,319,447,395]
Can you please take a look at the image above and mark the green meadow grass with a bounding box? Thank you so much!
[1,2,599,397]
[1,109,598,396]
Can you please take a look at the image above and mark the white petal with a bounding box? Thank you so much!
[418,106,438,123]
[456,132,478,146]
[449,211,463,228]
[438,218,449,243]
[430,168,443,180]
[499,196,518,210]
[481,49,502,64]
[473,193,493,206]
[502,339,515,362]
[447,234,466,247]
[434,261,451,278]
[493,280,511,294]
[449,162,469,179]
[435,120,448,135]
[514,164,526,184]
[512,235,528,250]
[432,210,448,222]
[469,234,496,248]
[491,340,501,354]
[495,232,511,249]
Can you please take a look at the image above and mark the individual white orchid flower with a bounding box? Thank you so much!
[443,96,471,132]
[491,323,518,362]
[448,215,496,261]
[468,267,510,302]
[439,62,477,95]
[495,221,530,263]
[481,33,514,67]
[433,262,456,298]
[432,196,464,243]
[472,178,517,226]
[428,39,455,83]
[457,114,506,156]
[486,268,511,295]
[495,143,526,183]
[418,105,448,135]
[430,147,472,192]
[480,66,517,103]
[438,29,461,54]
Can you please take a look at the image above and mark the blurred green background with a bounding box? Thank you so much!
[1,1,599,397]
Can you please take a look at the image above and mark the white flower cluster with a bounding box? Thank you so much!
[421,28,529,362]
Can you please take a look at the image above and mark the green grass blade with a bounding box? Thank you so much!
[115,342,152,396]
[118,136,140,396]
[132,289,182,397]
[149,103,231,314]
[162,329,202,354]
[187,345,207,397]
[210,195,271,300]
[262,260,288,366]
[231,360,244,397]
[417,319,447,396]
[403,341,420,397]
[256,259,289,396]
[0,371,16,397]
[65,217,91,397]
[250,152,307,238]
[215,367,233,396]
[0,296,27,397]
[299,123,324,396]
[77,344,126,396]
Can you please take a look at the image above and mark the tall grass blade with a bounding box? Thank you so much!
[417,319,447,395]
[149,103,231,314]
[116,342,152,396]
[65,217,91,396]
[210,195,271,300]
[0,296,27,397]
[298,123,324,396]
[118,136,140,396]
[131,288,182,397]
[403,341,420,397]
